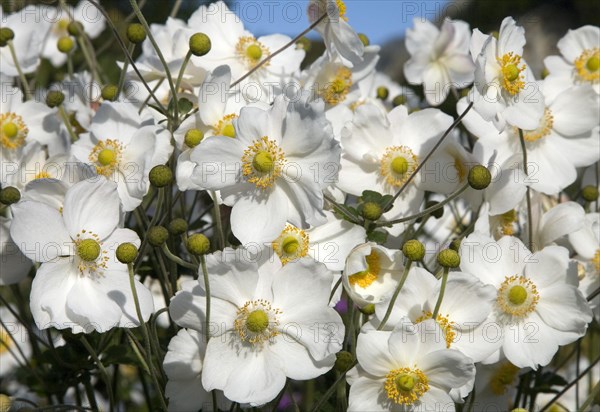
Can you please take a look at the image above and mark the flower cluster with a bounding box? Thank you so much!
[0,1,598,411]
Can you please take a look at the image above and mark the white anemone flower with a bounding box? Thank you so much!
[0,6,50,77]
[307,0,364,67]
[163,329,230,412]
[338,103,455,236]
[404,18,475,106]
[71,102,173,211]
[41,1,106,67]
[9,179,154,333]
[371,269,501,364]
[459,233,593,368]
[169,247,344,406]
[189,95,340,245]
[544,25,600,100]
[568,212,600,310]
[188,1,305,103]
[470,17,545,131]
[347,319,476,411]
[342,242,404,308]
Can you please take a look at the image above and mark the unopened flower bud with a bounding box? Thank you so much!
[126,23,146,44]
[168,218,188,236]
[334,351,355,372]
[402,239,425,261]
[149,165,173,188]
[57,36,75,53]
[581,185,599,202]
[296,36,311,52]
[101,85,119,102]
[116,243,138,264]
[67,21,84,36]
[358,33,370,46]
[189,33,211,56]
[147,226,169,247]
[449,238,461,252]
[362,202,382,221]
[359,304,375,315]
[184,129,204,148]
[0,28,15,47]
[186,233,210,255]
[0,186,20,205]
[376,86,389,100]
[468,165,491,190]
[392,95,406,107]
[46,91,65,108]
[437,249,460,268]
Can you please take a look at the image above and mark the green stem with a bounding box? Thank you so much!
[377,259,413,330]
[518,128,534,251]
[174,50,193,120]
[211,190,226,250]
[161,244,198,270]
[324,194,360,225]
[58,105,78,142]
[117,43,136,97]
[432,267,449,319]
[79,336,115,412]
[7,40,31,99]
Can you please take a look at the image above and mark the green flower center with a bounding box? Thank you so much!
[391,156,409,175]
[97,148,116,166]
[246,309,269,333]
[395,374,415,392]
[508,285,527,305]
[246,44,263,61]
[252,151,274,173]
[504,64,520,81]
[222,124,235,138]
[77,239,101,262]
[282,236,299,255]
[3,122,18,139]
[587,56,600,72]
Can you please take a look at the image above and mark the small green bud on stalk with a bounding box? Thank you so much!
[149,165,173,188]
[376,86,389,100]
[101,85,119,102]
[116,243,138,264]
[581,185,599,202]
[0,186,20,205]
[46,91,65,108]
[67,21,84,36]
[168,218,188,236]
[127,23,147,44]
[186,234,210,255]
[392,95,406,107]
[57,36,75,53]
[362,202,382,221]
[402,239,425,261]
[359,304,375,315]
[184,129,204,148]
[0,28,15,47]
[189,33,211,56]
[468,165,492,190]
[437,249,460,268]
[147,226,169,247]
[334,351,355,372]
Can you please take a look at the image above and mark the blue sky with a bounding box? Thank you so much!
[231,0,450,45]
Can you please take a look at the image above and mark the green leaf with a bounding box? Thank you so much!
[367,230,388,244]
[102,344,140,366]
[361,190,382,203]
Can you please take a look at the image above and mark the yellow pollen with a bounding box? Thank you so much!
[34,171,52,180]
[384,367,429,405]
[520,108,554,142]
[241,136,285,190]
[490,362,520,395]
[234,299,281,345]
[498,53,526,95]
[500,209,518,236]
[1,113,28,150]
[272,224,310,264]
[574,48,600,84]
[414,312,457,348]
[89,139,123,177]
[592,250,600,273]
[236,36,270,69]
[320,67,352,105]
[335,0,348,21]
[497,275,539,318]
[380,146,418,188]
[213,114,238,138]
[348,250,381,288]
[454,156,467,182]
[0,326,14,356]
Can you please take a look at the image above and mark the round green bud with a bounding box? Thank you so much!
[0,186,20,205]
[186,233,210,255]
[46,90,65,108]
[392,94,406,107]
[67,21,84,36]
[376,86,389,100]
[468,165,492,190]
[126,23,147,44]
[101,85,119,102]
[449,238,461,252]
[57,36,75,53]
[189,32,211,57]
[296,36,311,52]
[437,248,460,269]
[184,128,204,148]
[425,200,443,219]
[334,351,355,372]
[581,185,599,202]
[168,218,188,236]
[361,201,382,221]
[116,242,138,264]
[402,239,425,261]
[0,28,15,47]
[147,226,169,247]
[358,33,370,46]
[541,68,549,79]
[359,304,375,315]
[149,165,173,188]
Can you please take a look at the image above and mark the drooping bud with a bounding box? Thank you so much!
[334,351,355,372]
[0,28,15,47]
[57,36,75,53]
[67,21,84,36]
[0,186,20,205]
[581,185,599,202]
[168,218,188,236]
[101,85,119,102]
[147,226,169,247]
[376,86,389,100]
[46,90,65,108]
